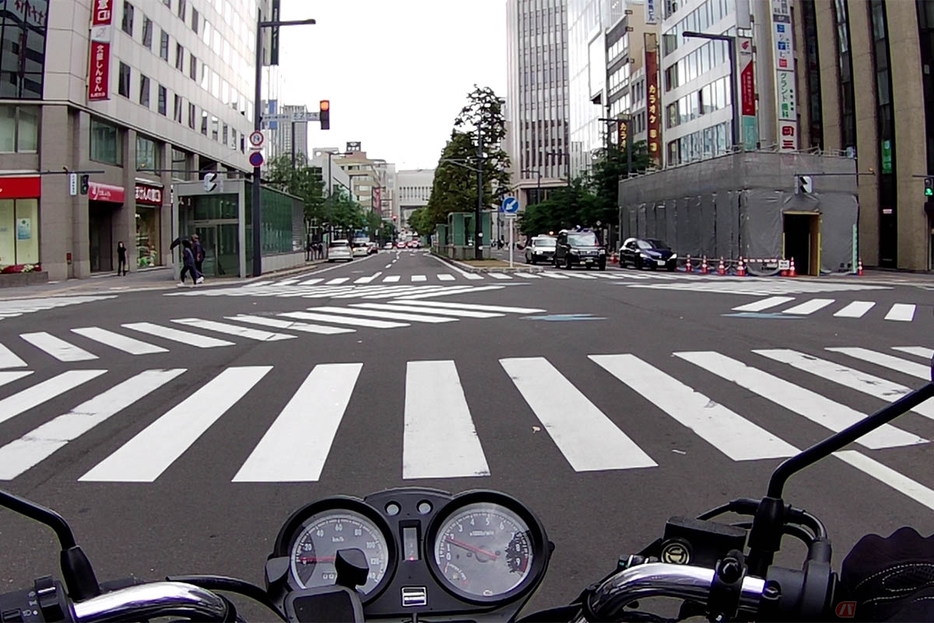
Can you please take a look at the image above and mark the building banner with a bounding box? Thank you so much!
[88,0,113,101]
[738,37,758,150]
[771,0,797,150]
[645,35,661,167]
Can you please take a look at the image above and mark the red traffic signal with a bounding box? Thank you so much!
[392,215,397,221]
[319,100,330,130]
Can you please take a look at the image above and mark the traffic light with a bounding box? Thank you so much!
[925,177,933,198]
[319,100,330,130]
[795,175,812,195]
[79,174,89,195]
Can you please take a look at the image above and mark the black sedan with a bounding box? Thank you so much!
[619,237,677,271]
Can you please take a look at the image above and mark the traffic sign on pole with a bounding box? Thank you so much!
[501,196,519,213]
[249,131,264,149]
[249,152,264,168]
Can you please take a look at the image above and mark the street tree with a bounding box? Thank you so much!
[264,154,326,223]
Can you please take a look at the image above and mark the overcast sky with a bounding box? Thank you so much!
[275,0,507,171]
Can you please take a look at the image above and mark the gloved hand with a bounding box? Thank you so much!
[840,526,934,621]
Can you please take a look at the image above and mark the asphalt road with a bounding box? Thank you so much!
[0,249,933,619]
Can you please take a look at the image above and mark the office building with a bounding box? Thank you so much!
[0,0,281,282]
[395,168,434,231]
[505,0,571,207]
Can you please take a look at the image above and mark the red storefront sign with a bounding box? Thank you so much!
[88,182,125,203]
[739,37,756,116]
[645,47,662,168]
[88,0,114,101]
[135,184,163,206]
[0,176,41,199]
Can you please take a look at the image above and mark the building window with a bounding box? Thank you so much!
[833,0,856,152]
[175,43,184,70]
[136,135,158,171]
[171,147,188,180]
[139,74,150,107]
[174,94,183,123]
[177,0,186,20]
[159,29,169,61]
[191,8,199,33]
[90,118,122,165]
[158,85,167,115]
[0,105,39,152]
[118,62,131,97]
[122,2,134,35]
[869,0,897,267]
[201,111,208,135]
[801,0,823,149]
[188,102,196,129]
[189,54,197,80]
[142,15,152,48]
[0,2,50,100]
[0,199,40,269]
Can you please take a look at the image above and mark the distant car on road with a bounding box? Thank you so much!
[327,239,353,262]
[554,229,607,270]
[619,237,677,271]
[525,235,556,264]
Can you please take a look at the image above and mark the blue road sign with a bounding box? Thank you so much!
[249,151,264,168]
[501,196,519,213]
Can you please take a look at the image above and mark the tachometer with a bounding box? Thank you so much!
[290,510,390,594]
[432,502,534,600]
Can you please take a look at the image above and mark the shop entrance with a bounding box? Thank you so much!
[783,212,820,276]
[193,222,239,277]
[89,206,114,273]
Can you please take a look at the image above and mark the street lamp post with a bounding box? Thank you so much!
[682,31,739,150]
[252,11,315,278]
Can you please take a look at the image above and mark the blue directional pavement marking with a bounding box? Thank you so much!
[521,314,605,322]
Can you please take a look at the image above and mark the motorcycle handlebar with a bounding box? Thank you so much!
[583,562,767,621]
[72,581,230,623]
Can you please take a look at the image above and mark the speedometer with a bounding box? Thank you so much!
[290,510,390,594]
[431,502,534,601]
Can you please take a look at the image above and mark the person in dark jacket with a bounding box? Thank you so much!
[191,234,205,277]
[178,239,203,285]
[116,241,127,276]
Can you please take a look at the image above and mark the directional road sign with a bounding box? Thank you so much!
[501,196,519,214]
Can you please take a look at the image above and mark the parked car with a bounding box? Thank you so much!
[554,229,606,270]
[619,237,677,271]
[327,239,353,262]
[525,235,556,264]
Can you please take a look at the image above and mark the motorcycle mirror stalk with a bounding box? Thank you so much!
[745,355,934,577]
[0,489,101,601]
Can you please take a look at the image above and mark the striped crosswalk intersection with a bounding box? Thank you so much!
[730,297,926,323]
[0,344,932,514]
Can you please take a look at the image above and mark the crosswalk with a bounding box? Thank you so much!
[0,295,116,321]
[1,344,933,511]
[628,278,892,296]
[0,301,548,367]
[730,297,926,323]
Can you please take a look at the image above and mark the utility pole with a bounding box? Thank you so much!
[476,125,484,260]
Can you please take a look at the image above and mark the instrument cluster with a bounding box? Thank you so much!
[267,488,552,620]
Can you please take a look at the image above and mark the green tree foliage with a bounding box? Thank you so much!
[324,186,367,232]
[265,154,326,222]
[421,85,511,231]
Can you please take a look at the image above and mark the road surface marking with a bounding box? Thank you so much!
[281,311,408,329]
[309,306,456,324]
[591,354,797,461]
[827,347,929,381]
[172,318,296,342]
[732,297,796,312]
[501,357,656,471]
[834,301,876,318]
[71,327,168,355]
[224,315,354,335]
[403,361,490,479]
[20,332,97,362]
[0,369,184,480]
[0,370,107,425]
[80,366,271,482]
[234,364,362,482]
[123,322,234,348]
[675,351,924,450]
[781,298,835,315]
[884,303,916,322]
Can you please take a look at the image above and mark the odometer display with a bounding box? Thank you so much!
[433,503,534,599]
[290,511,389,594]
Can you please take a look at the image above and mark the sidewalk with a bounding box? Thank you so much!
[0,259,329,300]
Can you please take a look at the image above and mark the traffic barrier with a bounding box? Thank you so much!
[788,257,796,277]
[857,258,863,276]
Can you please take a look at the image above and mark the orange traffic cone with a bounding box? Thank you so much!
[701,256,709,274]
[857,258,863,276]
[737,257,746,276]
[686,255,693,272]
[788,257,796,277]
[717,257,726,275]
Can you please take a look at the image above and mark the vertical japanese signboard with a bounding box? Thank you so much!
[645,33,661,167]
[88,0,113,101]
[738,37,758,150]
[771,0,797,151]
[645,0,657,24]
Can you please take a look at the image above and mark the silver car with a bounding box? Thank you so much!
[327,240,353,262]
[525,235,557,264]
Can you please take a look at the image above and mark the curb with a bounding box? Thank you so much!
[429,250,544,274]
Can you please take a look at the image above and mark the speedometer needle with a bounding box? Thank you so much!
[298,556,335,563]
[446,536,498,560]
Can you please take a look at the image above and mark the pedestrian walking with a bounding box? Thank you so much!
[192,234,205,278]
[116,241,127,276]
[178,239,203,286]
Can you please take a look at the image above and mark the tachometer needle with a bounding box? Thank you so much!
[446,536,498,560]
